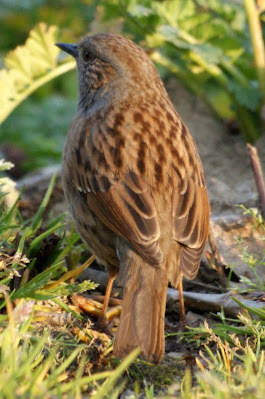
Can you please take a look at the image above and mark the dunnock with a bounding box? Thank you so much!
[56,34,210,363]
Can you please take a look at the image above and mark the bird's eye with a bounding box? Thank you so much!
[82,50,93,62]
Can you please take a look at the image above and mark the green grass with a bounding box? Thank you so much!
[0,175,141,398]
[0,306,140,398]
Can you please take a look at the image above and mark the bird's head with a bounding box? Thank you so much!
[56,34,162,113]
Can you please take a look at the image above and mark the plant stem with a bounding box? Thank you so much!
[247,143,265,217]
[244,0,265,99]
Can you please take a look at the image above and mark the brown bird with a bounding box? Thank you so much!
[56,34,210,363]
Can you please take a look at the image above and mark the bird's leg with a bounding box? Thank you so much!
[100,272,117,318]
[95,272,117,335]
[178,277,186,328]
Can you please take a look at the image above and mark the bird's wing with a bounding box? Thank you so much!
[171,136,210,279]
[72,168,164,267]
[64,114,164,268]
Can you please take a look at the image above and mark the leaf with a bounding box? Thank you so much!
[5,23,60,83]
[180,13,213,33]
[128,4,155,18]
[0,69,16,119]
[228,80,261,111]
[159,25,192,50]
[193,43,223,64]
[212,37,244,61]
[11,263,64,300]
[26,23,60,74]
[239,276,257,288]
[154,0,195,24]
[5,46,33,88]
[189,17,231,42]
[0,23,75,124]
[42,280,98,297]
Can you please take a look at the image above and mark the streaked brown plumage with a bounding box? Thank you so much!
[57,34,210,363]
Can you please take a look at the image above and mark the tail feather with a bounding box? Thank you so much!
[114,256,168,363]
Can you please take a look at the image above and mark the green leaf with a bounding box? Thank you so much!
[11,262,64,300]
[29,172,57,233]
[41,280,98,296]
[158,25,192,50]
[228,80,261,110]
[193,43,223,64]
[128,5,155,18]
[0,23,76,124]
[26,222,64,259]
[5,23,59,83]
[26,23,59,71]
[180,13,213,33]
[154,0,195,25]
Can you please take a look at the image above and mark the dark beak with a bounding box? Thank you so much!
[56,43,78,58]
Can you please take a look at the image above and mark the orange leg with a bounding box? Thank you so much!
[178,277,186,328]
[100,273,117,318]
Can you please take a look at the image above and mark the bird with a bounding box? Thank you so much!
[56,33,210,363]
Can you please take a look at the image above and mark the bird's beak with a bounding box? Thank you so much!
[56,43,78,58]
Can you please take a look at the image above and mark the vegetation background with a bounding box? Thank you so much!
[2,0,265,172]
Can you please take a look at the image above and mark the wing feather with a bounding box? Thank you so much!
[172,173,210,279]
[75,169,164,267]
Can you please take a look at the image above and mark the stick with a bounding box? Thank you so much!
[167,288,265,317]
[247,143,265,217]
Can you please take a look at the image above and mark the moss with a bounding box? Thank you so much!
[128,358,185,390]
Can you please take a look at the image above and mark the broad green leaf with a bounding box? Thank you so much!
[228,80,261,111]
[128,5,155,18]
[193,43,223,64]
[26,23,60,72]
[154,0,195,25]
[0,23,75,124]
[212,37,244,61]
[5,23,60,80]
[5,46,33,87]
[0,70,16,118]
[179,13,213,33]
[159,25,192,49]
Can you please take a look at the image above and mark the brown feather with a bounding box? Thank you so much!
[85,174,164,267]
[114,249,168,363]
[60,33,210,363]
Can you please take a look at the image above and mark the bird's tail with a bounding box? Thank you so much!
[113,253,168,363]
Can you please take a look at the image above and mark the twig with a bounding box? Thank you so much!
[167,288,265,317]
[247,143,265,217]
[81,269,264,318]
